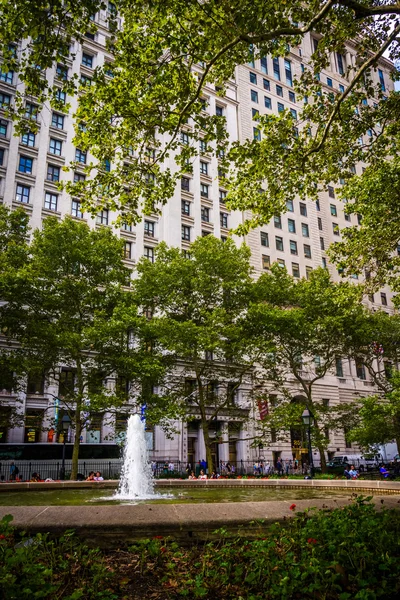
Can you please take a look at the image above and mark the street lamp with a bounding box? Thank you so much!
[60,414,71,480]
[302,407,314,478]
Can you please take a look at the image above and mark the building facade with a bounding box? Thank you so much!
[0,9,396,465]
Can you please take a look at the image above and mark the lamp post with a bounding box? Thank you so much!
[60,414,71,480]
[301,407,314,478]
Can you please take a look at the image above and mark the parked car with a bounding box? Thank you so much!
[326,454,381,473]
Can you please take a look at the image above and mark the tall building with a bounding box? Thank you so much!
[0,10,395,466]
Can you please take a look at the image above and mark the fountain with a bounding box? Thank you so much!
[114,414,155,499]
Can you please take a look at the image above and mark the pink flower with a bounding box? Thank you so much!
[307,538,318,544]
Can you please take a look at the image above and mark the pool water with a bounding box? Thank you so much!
[0,486,354,506]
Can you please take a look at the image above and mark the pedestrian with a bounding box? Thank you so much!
[276,458,283,476]
[286,460,290,476]
[9,461,19,481]
[264,461,271,476]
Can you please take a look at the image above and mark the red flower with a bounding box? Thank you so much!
[307,538,318,544]
[0,535,6,540]
[289,504,296,511]
[153,535,163,539]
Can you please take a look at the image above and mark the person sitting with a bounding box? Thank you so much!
[94,471,104,481]
[30,472,40,482]
[210,471,218,479]
[380,465,391,479]
[348,465,359,479]
[198,469,207,480]
[344,469,352,479]
[188,471,197,480]
[86,471,95,481]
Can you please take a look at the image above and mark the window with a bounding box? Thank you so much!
[264,96,272,109]
[124,241,132,260]
[306,266,313,279]
[0,70,13,84]
[381,292,388,306]
[289,240,298,255]
[334,357,343,378]
[18,155,33,174]
[75,148,87,163]
[181,200,190,215]
[202,230,211,237]
[181,225,191,241]
[51,113,64,129]
[25,103,38,120]
[304,244,312,259]
[289,90,296,103]
[284,59,292,86]
[327,77,333,87]
[82,52,94,68]
[277,258,285,268]
[199,139,207,153]
[275,236,284,251]
[356,360,366,380]
[292,263,300,278]
[316,199,320,211]
[273,57,280,80]
[55,88,66,104]
[328,185,335,199]
[263,78,270,90]
[345,213,351,222]
[80,75,92,87]
[0,92,11,108]
[181,177,190,192]
[276,85,283,97]
[21,132,35,147]
[262,255,270,269]
[249,72,257,84]
[16,184,30,204]
[96,209,109,225]
[333,223,340,236]
[44,192,58,211]
[104,159,111,172]
[260,232,269,247]
[286,199,294,212]
[219,189,227,203]
[251,89,258,103]
[200,183,209,198]
[288,218,296,233]
[144,246,155,262]
[368,294,374,303]
[299,202,307,216]
[144,220,155,237]
[277,102,284,113]
[378,68,385,92]
[301,223,309,237]
[320,237,325,250]
[49,138,62,155]
[260,57,268,73]
[339,84,345,93]
[330,204,337,217]
[56,64,68,80]
[180,131,189,145]
[74,172,86,183]
[0,119,7,137]
[200,161,209,175]
[274,215,282,229]
[318,217,323,230]
[252,108,259,121]
[337,52,345,75]
[322,257,327,268]
[220,212,228,228]
[290,108,297,119]
[71,200,83,218]
[201,206,210,222]
[0,148,4,165]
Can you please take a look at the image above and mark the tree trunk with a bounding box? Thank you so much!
[201,419,214,475]
[71,398,82,480]
[313,419,327,473]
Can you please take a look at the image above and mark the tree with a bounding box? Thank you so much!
[0,216,169,479]
[249,265,365,472]
[135,236,258,472]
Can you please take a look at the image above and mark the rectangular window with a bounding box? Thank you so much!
[288,218,296,233]
[0,118,7,137]
[181,225,191,241]
[200,183,209,198]
[327,77,333,87]
[378,68,385,92]
[273,57,280,80]
[339,84,345,93]
[96,209,109,225]
[252,108,259,121]
[299,202,307,216]
[277,258,285,268]
[200,161,209,175]
[181,200,190,215]
[260,57,268,74]
[289,90,296,103]
[290,108,297,119]
[199,139,207,153]
[144,220,155,237]
[286,199,294,212]
[216,105,224,116]
[292,262,300,278]
[316,199,320,211]
[44,192,58,211]
[318,217,323,230]
[335,357,343,377]
[381,292,388,306]
[71,200,83,219]
[0,93,11,108]
[0,70,13,84]
[264,96,272,109]
[345,212,351,222]
[75,148,87,163]
[249,72,257,84]
[260,232,269,247]
[284,59,292,86]
[25,103,38,120]
[262,255,270,270]
[0,148,4,166]
[301,223,309,237]
[49,138,62,155]
[74,172,86,183]
[219,189,227,203]
[180,131,189,145]
[275,236,284,251]
[276,84,283,97]
[21,132,35,147]
[144,246,154,262]
[251,89,258,103]
[80,74,92,87]
[82,52,94,68]
[304,244,312,259]
[201,206,210,222]
[320,237,325,250]
[356,360,366,380]
[220,212,228,228]
[181,177,190,192]
[333,223,340,236]
[18,155,33,173]
[289,240,298,255]
[330,204,337,216]
[337,53,345,75]
[328,185,335,198]
[274,215,282,229]
[55,88,66,104]
[16,184,30,204]
[263,78,270,90]
[56,63,68,80]
[306,266,313,279]
[277,102,284,113]
[51,113,65,129]
[124,241,132,260]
